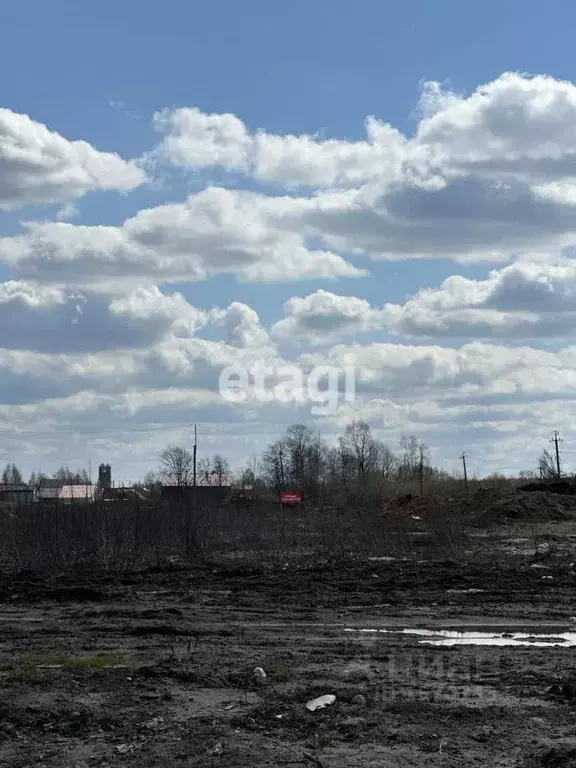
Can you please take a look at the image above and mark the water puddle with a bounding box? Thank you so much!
[345,627,576,647]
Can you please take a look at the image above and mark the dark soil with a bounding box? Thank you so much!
[2,523,576,766]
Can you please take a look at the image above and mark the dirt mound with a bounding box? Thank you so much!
[519,740,576,767]
[519,481,576,495]
[469,489,576,524]
[381,493,432,519]
[382,487,576,526]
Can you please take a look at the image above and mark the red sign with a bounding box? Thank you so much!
[279,491,302,505]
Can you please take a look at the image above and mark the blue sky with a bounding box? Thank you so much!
[3,1,576,481]
[0,0,528,310]
[4,1,575,130]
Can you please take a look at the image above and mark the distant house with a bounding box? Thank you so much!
[101,486,147,503]
[160,485,232,507]
[58,484,96,503]
[36,478,64,503]
[0,483,34,505]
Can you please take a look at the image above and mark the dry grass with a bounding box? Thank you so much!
[0,479,485,573]
[0,653,125,684]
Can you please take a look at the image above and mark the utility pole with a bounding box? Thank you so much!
[551,431,563,480]
[193,424,197,487]
[460,452,469,491]
[419,444,424,495]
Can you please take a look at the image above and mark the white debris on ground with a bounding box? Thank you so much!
[306,694,336,712]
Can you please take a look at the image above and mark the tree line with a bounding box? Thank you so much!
[1,422,564,498]
[2,465,91,486]
[246,422,439,499]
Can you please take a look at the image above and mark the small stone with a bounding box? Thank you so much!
[472,725,494,742]
[351,694,366,708]
[144,717,164,729]
[338,716,365,732]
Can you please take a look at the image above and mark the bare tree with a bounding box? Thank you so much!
[143,470,162,487]
[159,445,194,487]
[238,467,254,487]
[212,454,231,486]
[198,457,213,486]
[262,440,287,491]
[283,424,325,494]
[285,424,312,486]
[54,466,90,484]
[398,434,420,480]
[339,421,379,479]
[324,446,341,484]
[238,454,260,488]
[376,442,398,481]
[304,431,326,495]
[538,449,558,481]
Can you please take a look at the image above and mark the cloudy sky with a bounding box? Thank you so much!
[2,0,576,481]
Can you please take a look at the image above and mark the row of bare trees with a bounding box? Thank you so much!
[148,422,457,501]
[146,447,231,488]
[145,423,436,500]
[251,422,442,500]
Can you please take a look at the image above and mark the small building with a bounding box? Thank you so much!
[0,483,34,505]
[101,486,147,503]
[59,484,96,503]
[36,478,64,503]
[160,485,232,507]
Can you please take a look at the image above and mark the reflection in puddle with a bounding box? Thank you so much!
[345,627,576,647]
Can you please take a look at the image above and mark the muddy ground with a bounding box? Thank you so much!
[2,522,576,767]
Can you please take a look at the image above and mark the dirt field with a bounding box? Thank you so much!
[2,520,576,767]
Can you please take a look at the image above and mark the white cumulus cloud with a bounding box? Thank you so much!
[0,187,365,285]
[0,108,146,209]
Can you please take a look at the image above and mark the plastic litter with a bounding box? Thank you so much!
[306,694,336,712]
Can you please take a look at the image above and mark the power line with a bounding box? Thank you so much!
[419,443,425,495]
[193,424,197,488]
[460,452,469,490]
[550,431,563,480]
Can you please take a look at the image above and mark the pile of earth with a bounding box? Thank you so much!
[519,740,576,767]
[462,487,576,524]
[381,487,576,525]
[380,493,433,518]
[519,480,576,494]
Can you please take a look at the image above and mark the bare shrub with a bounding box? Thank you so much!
[0,491,471,575]
[422,499,468,560]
